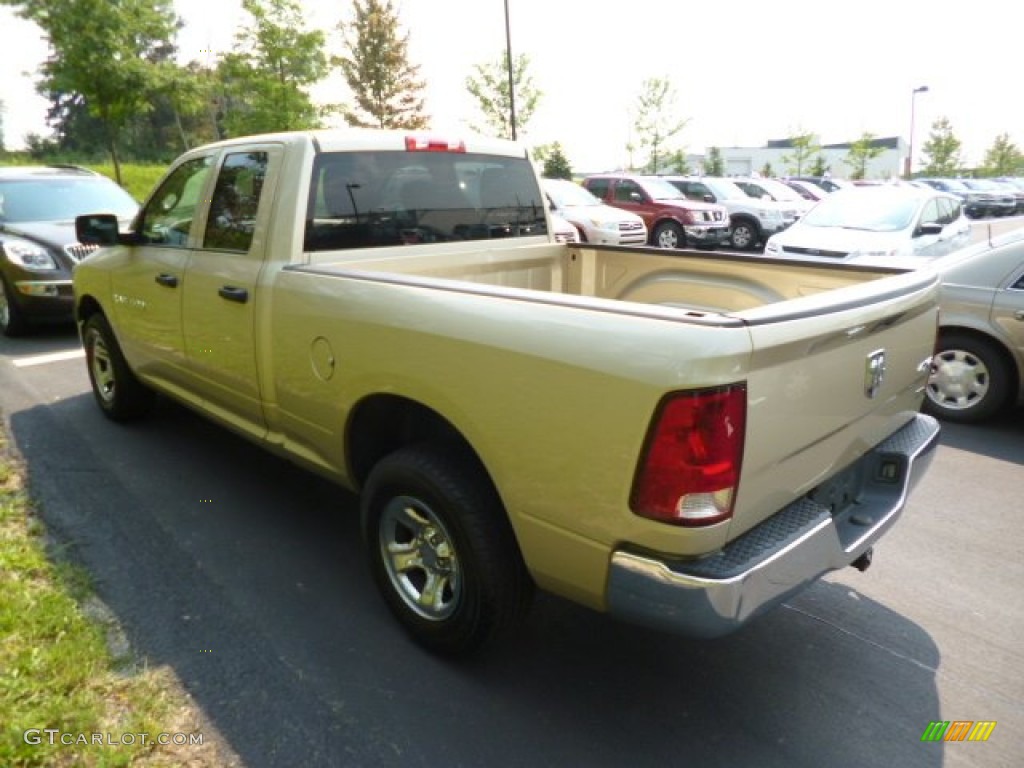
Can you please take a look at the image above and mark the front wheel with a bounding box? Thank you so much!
[924,333,1011,423]
[361,444,533,656]
[728,219,760,251]
[652,221,684,249]
[83,313,155,421]
[0,276,29,337]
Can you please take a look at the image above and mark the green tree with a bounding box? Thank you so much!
[3,0,181,183]
[217,0,327,137]
[920,117,964,177]
[760,161,774,177]
[810,155,829,177]
[632,77,688,174]
[335,0,428,129]
[843,132,885,179]
[981,133,1023,177]
[466,52,541,139]
[781,129,820,176]
[703,147,724,176]
[541,142,572,179]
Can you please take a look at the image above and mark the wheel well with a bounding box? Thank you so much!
[76,295,104,326]
[346,394,490,491]
[939,325,1020,396]
[730,214,760,233]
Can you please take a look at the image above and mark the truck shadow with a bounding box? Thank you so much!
[10,395,944,768]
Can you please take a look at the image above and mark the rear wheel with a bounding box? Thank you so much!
[83,313,155,421]
[0,276,29,337]
[361,444,533,656]
[924,333,1011,423]
[652,221,684,249]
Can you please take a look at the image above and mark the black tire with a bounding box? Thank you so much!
[924,333,1012,423]
[728,218,760,251]
[652,221,684,249]
[0,275,29,337]
[82,313,155,421]
[361,444,533,656]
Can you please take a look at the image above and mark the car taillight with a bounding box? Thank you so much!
[405,136,467,153]
[630,384,746,526]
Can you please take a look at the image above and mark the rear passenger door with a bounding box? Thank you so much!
[181,145,281,439]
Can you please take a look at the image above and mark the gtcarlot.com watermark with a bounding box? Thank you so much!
[24,729,204,747]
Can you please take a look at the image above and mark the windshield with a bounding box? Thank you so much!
[705,179,749,201]
[543,180,601,208]
[744,178,803,202]
[0,177,138,223]
[800,191,919,232]
[640,177,687,200]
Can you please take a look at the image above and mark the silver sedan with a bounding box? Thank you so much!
[924,229,1024,423]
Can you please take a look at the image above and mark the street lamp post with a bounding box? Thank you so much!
[504,0,517,140]
[905,85,929,178]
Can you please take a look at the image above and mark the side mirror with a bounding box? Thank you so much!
[917,222,943,237]
[703,194,715,203]
[76,213,121,245]
[629,192,643,202]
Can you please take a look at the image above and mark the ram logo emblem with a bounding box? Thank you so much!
[864,349,887,399]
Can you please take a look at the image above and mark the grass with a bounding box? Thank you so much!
[87,165,167,202]
[0,434,238,767]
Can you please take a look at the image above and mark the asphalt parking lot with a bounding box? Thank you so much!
[0,224,1021,767]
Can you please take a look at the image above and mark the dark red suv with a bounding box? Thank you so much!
[581,174,730,249]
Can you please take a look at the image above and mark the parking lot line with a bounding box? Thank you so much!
[11,349,86,368]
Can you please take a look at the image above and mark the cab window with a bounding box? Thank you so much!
[204,152,269,252]
[139,157,214,246]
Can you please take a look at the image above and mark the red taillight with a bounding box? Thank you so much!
[630,385,746,526]
[405,136,467,153]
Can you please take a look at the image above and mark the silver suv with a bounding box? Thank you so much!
[662,176,792,251]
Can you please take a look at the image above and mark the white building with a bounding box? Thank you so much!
[706,136,907,179]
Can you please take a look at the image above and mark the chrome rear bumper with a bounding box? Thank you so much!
[607,413,940,638]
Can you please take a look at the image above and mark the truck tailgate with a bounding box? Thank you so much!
[728,270,938,540]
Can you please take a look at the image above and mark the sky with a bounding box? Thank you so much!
[1,0,1021,173]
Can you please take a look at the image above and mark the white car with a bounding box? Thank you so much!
[543,178,647,245]
[763,186,972,266]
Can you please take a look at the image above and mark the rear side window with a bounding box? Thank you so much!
[584,178,609,200]
[304,150,547,251]
[204,151,269,252]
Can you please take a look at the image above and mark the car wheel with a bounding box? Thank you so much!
[361,444,533,656]
[82,313,156,421]
[652,221,684,249]
[729,219,760,251]
[924,333,1012,423]
[0,276,29,337]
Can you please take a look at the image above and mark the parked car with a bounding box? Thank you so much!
[788,176,853,193]
[581,174,730,249]
[987,179,1024,215]
[542,178,646,245]
[959,179,1016,217]
[732,177,814,221]
[660,175,791,251]
[779,178,830,202]
[0,165,139,336]
[916,178,990,218]
[762,185,971,266]
[549,210,580,243]
[923,228,1024,423]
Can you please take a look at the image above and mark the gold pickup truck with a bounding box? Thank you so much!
[73,129,940,656]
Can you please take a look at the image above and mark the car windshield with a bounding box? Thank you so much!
[0,177,138,223]
[704,179,750,200]
[543,180,601,208]
[935,179,967,192]
[800,191,919,232]
[640,177,687,200]
[744,178,803,201]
